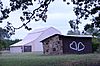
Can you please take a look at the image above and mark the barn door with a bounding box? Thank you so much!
[24,46,32,52]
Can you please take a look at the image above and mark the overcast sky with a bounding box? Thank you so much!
[0,0,90,39]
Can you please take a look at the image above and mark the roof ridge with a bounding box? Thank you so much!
[29,27,52,34]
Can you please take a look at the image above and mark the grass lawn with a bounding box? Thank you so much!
[0,53,100,66]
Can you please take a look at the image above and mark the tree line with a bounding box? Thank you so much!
[0,39,21,51]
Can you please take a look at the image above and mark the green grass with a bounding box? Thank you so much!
[0,53,100,66]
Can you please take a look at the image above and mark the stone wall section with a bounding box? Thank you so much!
[43,35,63,55]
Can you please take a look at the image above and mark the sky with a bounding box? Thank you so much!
[0,0,91,40]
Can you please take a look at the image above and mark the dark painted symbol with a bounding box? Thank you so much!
[69,41,85,51]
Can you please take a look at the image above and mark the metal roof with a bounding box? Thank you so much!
[10,32,42,46]
[10,27,61,46]
[66,35,92,38]
[41,34,92,42]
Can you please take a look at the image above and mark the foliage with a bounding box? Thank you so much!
[96,46,100,53]
[67,30,80,35]
[67,19,81,35]
[0,27,10,39]
[0,0,52,36]
[0,39,21,50]
[93,38,100,53]
[68,0,100,31]
[69,20,80,31]
[0,53,100,66]
[92,38,100,52]
[0,0,99,37]
[83,23,100,37]
[0,40,6,50]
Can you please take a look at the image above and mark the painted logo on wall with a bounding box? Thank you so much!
[69,41,85,51]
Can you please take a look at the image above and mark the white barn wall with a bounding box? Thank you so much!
[25,39,43,51]
[10,46,22,53]
[33,40,43,51]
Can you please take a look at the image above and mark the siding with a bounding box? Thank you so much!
[62,36,92,54]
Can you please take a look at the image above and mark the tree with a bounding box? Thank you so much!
[83,23,100,37]
[0,27,11,50]
[0,0,99,37]
[67,20,80,35]
[0,39,21,51]
[4,39,22,49]
[67,30,80,35]
[0,27,9,39]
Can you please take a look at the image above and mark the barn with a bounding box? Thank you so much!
[41,34,92,55]
[10,27,61,53]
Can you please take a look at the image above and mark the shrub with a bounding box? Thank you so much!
[0,51,2,54]
[92,38,100,52]
[92,43,100,52]
[96,45,100,53]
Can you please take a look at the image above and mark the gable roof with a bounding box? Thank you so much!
[29,27,50,34]
[10,32,42,46]
[10,27,61,46]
